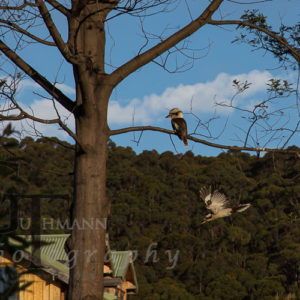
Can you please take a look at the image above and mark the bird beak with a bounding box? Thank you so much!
[165,114,171,118]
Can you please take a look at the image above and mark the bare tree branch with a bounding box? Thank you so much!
[215,78,298,149]
[208,19,300,63]
[169,134,179,154]
[280,120,300,148]
[226,0,272,4]
[106,0,170,21]
[0,1,38,10]
[36,0,78,64]
[109,0,224,85]
[0,104,79,146]
[0,19,56,46]
[45,0,70,16]
[0,40,76,112]
[109,125,300,154]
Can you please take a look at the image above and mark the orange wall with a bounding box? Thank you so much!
[0,254,65,300]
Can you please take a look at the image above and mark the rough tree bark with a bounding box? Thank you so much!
[68,2,114,299]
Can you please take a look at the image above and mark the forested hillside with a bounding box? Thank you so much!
[0,137,299,299]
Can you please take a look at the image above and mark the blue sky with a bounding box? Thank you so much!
[2,0,299,156]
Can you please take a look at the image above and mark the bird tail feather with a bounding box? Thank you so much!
[233,203,251,213]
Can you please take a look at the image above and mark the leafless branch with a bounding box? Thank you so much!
[214,76,299,148]
[0,19,56,46]
[0,71,79,146]
[106,0,171,22]
[36,0,78,64]
[131,130,144,146]
[184,0,193,21]
[109,126,299,155]
[0,105,79,146]
[0,40,75,112]
[208,19,300,63]
[110,0,224,85]
[152,39,211,73]
[226,0,272,4]
[137,17,209,73]
[45,0,70,16]
[0,1,38,10]
[188,97,229,140]
[130,105,144,146]
[169,134,179,154]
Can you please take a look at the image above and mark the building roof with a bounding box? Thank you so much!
[36,234,68,261]
[9,234,69,283]
[9,234,68,261]
[110,251,131,279]
[8,234,138,292]
[110,250,138,291]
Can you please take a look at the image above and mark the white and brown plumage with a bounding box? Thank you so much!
[200,186,251,224]
[165,108,188,146]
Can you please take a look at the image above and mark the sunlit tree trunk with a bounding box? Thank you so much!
[68,2,114,299]
[69,86,111,299]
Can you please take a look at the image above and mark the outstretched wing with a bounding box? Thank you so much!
[209,190,229,214]
[200,186,228,214]
[200,186,212,206]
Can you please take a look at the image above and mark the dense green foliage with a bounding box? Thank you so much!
[0,137,299,299]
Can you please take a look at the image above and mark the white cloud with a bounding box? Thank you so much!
[55,83,75,95]
[18,79,75,95]
[2,80,76,139]
[27,98,74,137]
[1,69,283,139]
[18,79,40,91]
[28,98,74,121]
[107,69,273,125]
[4,98,75,140]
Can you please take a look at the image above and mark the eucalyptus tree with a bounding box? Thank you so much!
[0,0,299,299]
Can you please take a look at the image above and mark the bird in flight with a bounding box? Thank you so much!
[199,186,251,224]
[165,108,188,146]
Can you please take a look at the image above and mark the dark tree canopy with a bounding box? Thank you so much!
[0,137,300,299]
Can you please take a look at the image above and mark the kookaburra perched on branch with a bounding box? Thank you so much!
[200,186,251,224]
[165,108,188,146]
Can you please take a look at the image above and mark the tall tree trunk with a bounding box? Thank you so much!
[69,88,110,299]
[68,2,113,299]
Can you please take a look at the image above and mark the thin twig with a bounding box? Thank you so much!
[169,134,178,154]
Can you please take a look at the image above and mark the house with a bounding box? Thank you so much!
[0,234,138,300]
